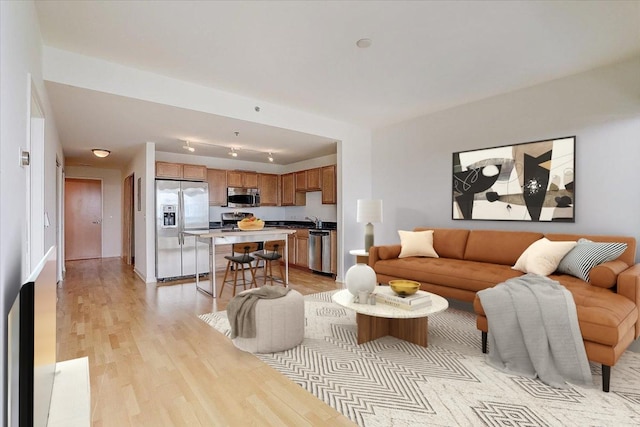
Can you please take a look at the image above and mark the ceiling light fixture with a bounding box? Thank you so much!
[267,152,274,162]
[228,147,238,157]
[356,38,372,48]
[182,140,195,152]
[92,149,111,158]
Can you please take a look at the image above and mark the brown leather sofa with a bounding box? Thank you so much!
[368,228,640,392]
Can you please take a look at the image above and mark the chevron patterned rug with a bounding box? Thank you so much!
[199,291,640,426]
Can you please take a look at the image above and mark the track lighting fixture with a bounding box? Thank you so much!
[267,152,274,162]
[182,141,195,152]
[228,147,238,157]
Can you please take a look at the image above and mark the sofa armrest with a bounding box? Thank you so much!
[368,245,402,268]
[590,260,629,288]
[617,263,640,339]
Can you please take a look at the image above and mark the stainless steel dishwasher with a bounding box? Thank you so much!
[309,230,331,274]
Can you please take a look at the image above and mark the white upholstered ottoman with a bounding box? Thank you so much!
[232,289,305,353]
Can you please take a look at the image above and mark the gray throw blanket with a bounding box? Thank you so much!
[477,273,592,388]
[227,286,290,339]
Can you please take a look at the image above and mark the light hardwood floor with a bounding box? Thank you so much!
[57,258,354,426]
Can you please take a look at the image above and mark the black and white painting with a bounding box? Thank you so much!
[453,136,575,222]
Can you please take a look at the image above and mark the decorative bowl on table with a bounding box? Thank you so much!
[237,217,265,230]
[389,280,420,296]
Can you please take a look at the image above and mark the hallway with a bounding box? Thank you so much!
[57,258,351,426]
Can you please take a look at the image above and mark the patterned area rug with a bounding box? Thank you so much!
[199,291,640,426]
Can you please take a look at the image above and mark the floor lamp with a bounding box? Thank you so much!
[357,199,383,253]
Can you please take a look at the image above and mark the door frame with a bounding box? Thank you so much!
[123,174,135,265]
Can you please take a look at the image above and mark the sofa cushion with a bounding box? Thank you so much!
[512,238,576,276]
[398,230,439,258]
[556,238,628,282]
[415,228,470,260]
[374,257,522,293]
[377,244,401,260]
[464,230,544,265]
[546,233,636,266]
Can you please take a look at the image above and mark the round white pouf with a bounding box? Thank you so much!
[232,289,305,354]
[345,263,377,297]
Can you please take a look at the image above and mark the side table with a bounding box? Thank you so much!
[349,249,369,264]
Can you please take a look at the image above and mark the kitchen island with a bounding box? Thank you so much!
[184,228,298,297]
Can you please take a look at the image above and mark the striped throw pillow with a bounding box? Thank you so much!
[556,238,627,282]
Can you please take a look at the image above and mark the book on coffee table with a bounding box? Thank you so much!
[374,287,432,310]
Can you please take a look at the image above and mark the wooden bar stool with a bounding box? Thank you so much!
[219,243,260,297]
[254,240,285,286]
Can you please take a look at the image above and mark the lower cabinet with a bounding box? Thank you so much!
[295,231,309,268]
[286,229,309,268]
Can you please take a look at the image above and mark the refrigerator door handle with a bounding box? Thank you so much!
[178,189,184,245]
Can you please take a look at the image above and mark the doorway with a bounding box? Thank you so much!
[64,178,102,260]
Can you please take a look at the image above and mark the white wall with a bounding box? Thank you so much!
[124,142,156,282]
[65,166,123,258]
[1,1,64,424]
[372,58,640,262]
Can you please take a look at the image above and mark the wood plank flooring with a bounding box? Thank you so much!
[57,258,353,426]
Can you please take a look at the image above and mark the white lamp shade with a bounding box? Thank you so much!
[357,199,383,223]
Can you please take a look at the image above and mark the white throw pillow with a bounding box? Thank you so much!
[512,237,577,276]
[398,230,439,258]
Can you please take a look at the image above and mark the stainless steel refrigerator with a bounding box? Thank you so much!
[156,179,210,280]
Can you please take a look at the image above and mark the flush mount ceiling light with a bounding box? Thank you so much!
[92,149,111,158]
[267,152,274,162]
[356,38,372,48]
[228,147,238,157]
[182,140,195,152]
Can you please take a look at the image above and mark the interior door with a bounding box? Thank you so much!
[64,178,102,260]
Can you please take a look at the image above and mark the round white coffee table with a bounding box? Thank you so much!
[332,288,448,347]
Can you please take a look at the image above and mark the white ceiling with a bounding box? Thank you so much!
[35,1,640,168]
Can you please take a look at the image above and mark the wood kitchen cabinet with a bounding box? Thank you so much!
[182,164,207,180]
[285,229,309,268]
[295,168,322,192]
[258,173,279,206]
[295,170,307,191]
[306,168,322,191]
[207,168,227,206]
[227,170,258,188]
[294,229,309,268]
[156,162,183,179]
[281,173,305,206]
[287,233,296,267]
[321,165,337,204]
[156,161,207,181]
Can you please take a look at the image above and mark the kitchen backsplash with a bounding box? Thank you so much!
[209,191,337,222]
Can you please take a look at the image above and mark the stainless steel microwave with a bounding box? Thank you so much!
[227,187,260,207]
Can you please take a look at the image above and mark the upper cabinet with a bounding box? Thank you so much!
[295,168,322,192]
[157,161,336,206]
[281,173,305,206]
[321,165,336,204]
[258,173,279,206]
[306,168,322,191]
[227,170,258,188]
[156,162,206,181]
[295,170,308,191]
[207,168,227,206]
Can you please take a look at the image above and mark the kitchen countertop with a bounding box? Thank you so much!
[208,220,337,231]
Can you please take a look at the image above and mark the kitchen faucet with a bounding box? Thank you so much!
[305,216,322,228]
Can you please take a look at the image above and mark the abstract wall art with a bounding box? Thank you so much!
[453,136,575,222]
